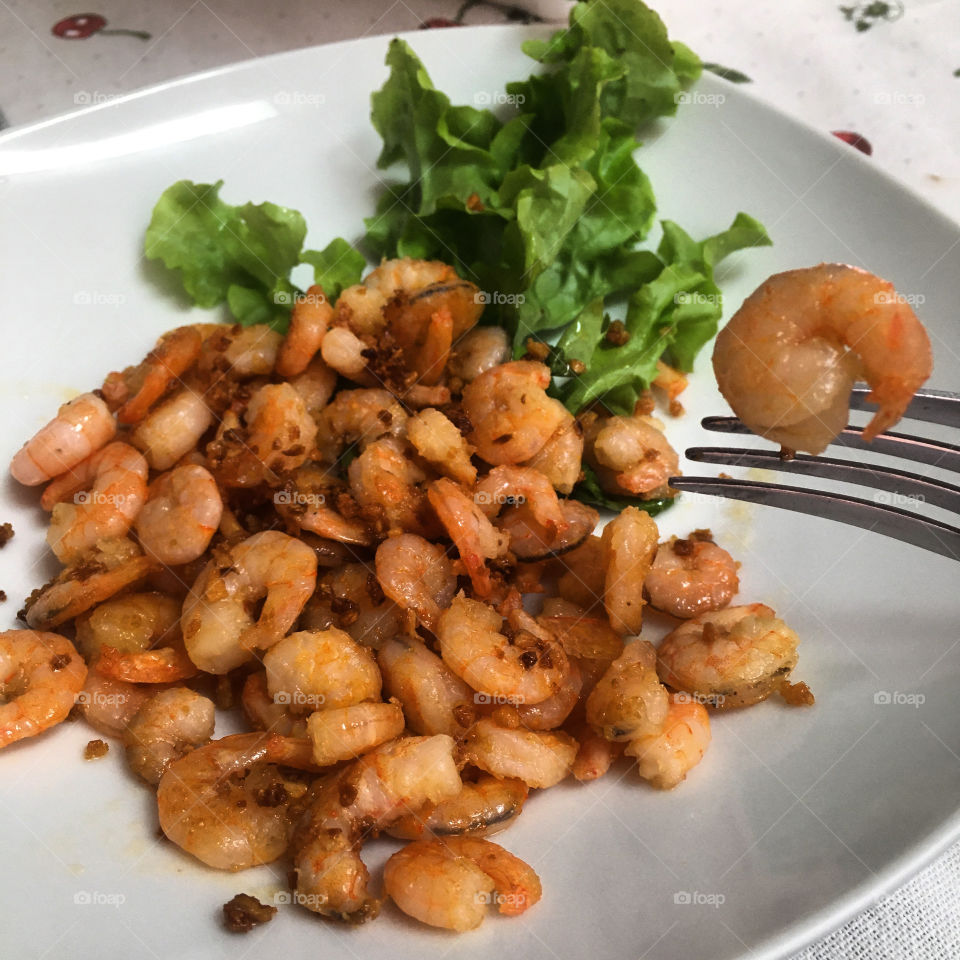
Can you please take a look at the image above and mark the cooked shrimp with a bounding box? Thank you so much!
[275,463,374,547]
[481,658,582,732]
[262,628,381,713]
[306,701,406,766]
[582,413,679,499]
[475,466,569,536]
[245,382,317,472]
[438,596,571,705]
[74,592,180,661]
[96,636,198,684]
[158,733,307,870]
[25,538,155,630]
[289,356,338,415]
[522,414,583,494]
[555,535,606,611]
[0,630,87,747]
[602,506,659,635]
[211,382,317,486]
[461,717,577,788]
[657,603,801,709]
[123,687,215,784]
[305,562,403,649]
[41,441,148,563]
[586,640,669,741]
[76,672,150,738]
[314,388,408,461]
[713,264,933,453]
[113,326,203,424]
[625,693,711,789]
[319,325,373,383]
[348,438,434,536]
[10,392,116,486]
[462,361,568,465]
[645,535,739,619]
[378,637,475,738]
[276,285,333,377]
[198,324,282,380]
[181,531,317,673]
[537,598,624,662]
[448,325,511,382]
[385,836,541,931]
[404,383,451,408]
[292,734,462,920]
[571,724,622,782]
[342,257,482,339]
[130,387,213,472]
[427,478,509,597]
[406,408,477,485]
[375,534,456,630]
[386,774,529,840]
[240,671,308,737]
[383,298,454,385]
[652,360,688,415]
[134,464,222,565]
[498,499,597,561]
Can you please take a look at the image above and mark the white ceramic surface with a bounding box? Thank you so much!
[1,25,958,960]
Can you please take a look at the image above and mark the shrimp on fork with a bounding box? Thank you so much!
[713,264,933,454]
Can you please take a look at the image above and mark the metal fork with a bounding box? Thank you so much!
[668,386,960,559]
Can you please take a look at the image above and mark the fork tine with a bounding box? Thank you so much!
[849,384,960,429]
[685,447,960,513]
[668,476,960,560]
[701,417,960,474]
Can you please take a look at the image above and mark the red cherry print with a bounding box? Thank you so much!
[52,13,107,39]
[832,131,873,156]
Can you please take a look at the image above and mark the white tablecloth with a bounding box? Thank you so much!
[1,1,957,956]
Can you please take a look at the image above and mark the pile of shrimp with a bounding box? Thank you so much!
[4,257,815,934]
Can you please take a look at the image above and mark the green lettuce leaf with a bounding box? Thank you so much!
[145,180,306,311]
[560,212,771,413]
[145,179,364,331]
[371,38,506,217]
[301,238,367,302]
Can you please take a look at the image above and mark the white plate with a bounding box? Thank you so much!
[1,24,959,960]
